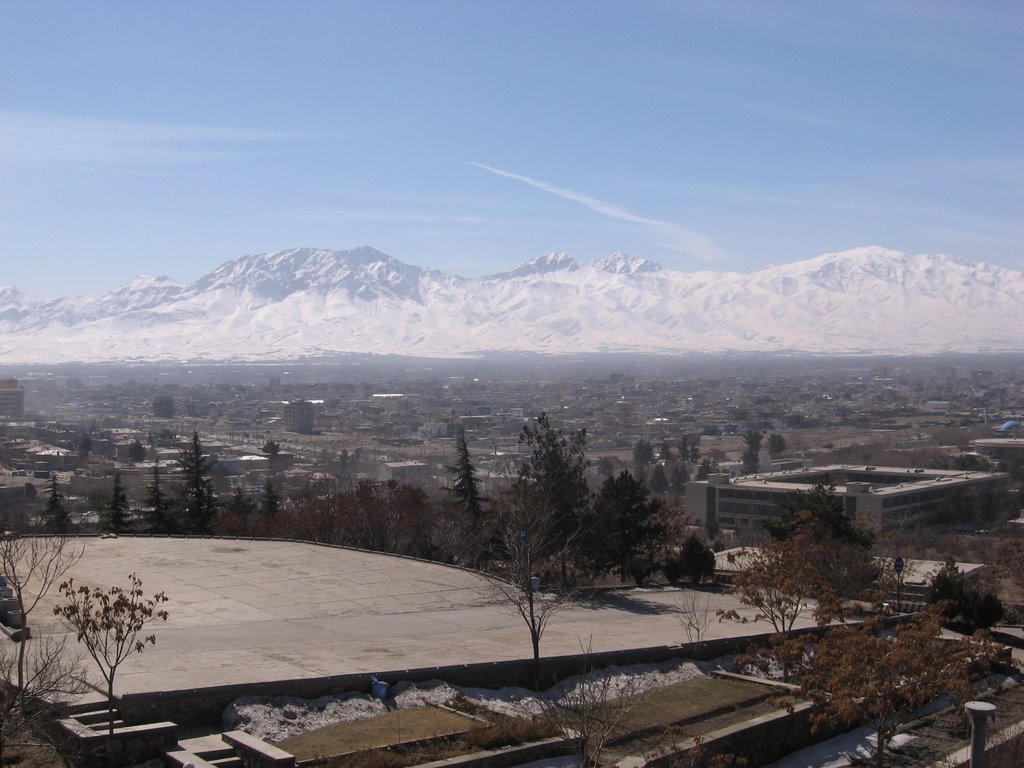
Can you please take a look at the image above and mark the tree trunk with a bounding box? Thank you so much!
[107,676,115,738]
[15,592,26,692]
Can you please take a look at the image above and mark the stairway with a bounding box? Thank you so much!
[64,699,126,733]
[164,730,243,768]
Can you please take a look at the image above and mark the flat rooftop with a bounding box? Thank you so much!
[723,464,1006,497]
[26,537,789,696]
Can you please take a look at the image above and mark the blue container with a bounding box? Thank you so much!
[371,678,389,700]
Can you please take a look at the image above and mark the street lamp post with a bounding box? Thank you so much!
[894,556,905,613]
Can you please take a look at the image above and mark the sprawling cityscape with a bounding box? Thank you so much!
[0,354,1023,766]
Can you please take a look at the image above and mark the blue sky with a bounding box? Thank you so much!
[2,1,1021,298]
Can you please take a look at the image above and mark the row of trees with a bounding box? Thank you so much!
[39,431,226,536]
[45,419,690,590]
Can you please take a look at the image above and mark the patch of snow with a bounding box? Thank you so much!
[223,658,712,743]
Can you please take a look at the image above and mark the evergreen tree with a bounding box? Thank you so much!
[587,471,666,585]
[649,463,668,494]
[767,433,787,458]
[927,558,1004,630]
[669,462,690,494]
[695,456,718,480]
[77,434,93,460]
[516,413,591,583]
[741,430,762,474]
[100,472,129,533]
[143,458,174,533]
[221,485,256,536]
[259,477,280,519]
[445,429,485,520]
[127,439,147,463]
[632,438,655,471]
[766,482,874,549]
[659,440,673,462]
[41,474,72,534]
[176,431,218,534]
[677,533,716,584]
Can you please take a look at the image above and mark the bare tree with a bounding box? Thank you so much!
[0,534,83,691]
[485,489,577,678]
[0,634,84,764]
[677,590,714,647]
[54,573,168,737]
[538,642,647,767]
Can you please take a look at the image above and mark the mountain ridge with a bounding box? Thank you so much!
[0,246,1020,363]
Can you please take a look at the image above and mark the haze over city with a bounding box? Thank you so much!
[2,1,1021,300]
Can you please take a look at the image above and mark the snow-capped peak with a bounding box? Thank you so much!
[0,245,1020,363]
[490,252,580,279]
[591,253,662,275]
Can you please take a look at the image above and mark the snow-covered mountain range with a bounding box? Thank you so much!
[1,246,1021,363]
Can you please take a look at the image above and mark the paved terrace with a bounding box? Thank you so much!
[26,537,812,696]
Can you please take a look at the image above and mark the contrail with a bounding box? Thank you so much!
[469,162,730,263]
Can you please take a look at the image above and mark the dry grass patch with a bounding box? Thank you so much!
[276,707,557,767]
[622,677,772,731]
[275,706,474,761]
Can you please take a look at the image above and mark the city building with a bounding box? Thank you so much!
[686,464,1010,533]
[283,400,316,434]
[971,437,1024,465]
[0,378,25,419]
[152,395,175,418]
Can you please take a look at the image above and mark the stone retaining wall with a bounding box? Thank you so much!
[117,627,836,727]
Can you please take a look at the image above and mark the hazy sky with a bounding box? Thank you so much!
[2,1,1021,298]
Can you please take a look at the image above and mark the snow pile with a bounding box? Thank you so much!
[224,658,712,742]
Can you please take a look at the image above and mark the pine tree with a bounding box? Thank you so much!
[446,430,485,520]
[696,456,718,480]
[100,472,128,533]
[176,431,218,534]
[143,458,174,533]
[768,433,787,457]
[649,463,668,494]
[677,533,716,584]
[517,413,591,584]
[741,430,762,474]
[127,439,147,463]
[41,474,72,534]
[259,477,280,519]
[669,462,689,494]
[587,471,666,585]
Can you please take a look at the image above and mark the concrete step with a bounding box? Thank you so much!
[74,712,123,729]
[164,749,220,768]
[195,746,236,761]
[64,699,112,716]
[210,758,243,768]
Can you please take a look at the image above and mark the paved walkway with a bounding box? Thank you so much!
[26,537,807,696]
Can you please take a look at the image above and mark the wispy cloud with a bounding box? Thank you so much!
[0,109,310,169]
[469,162,730,264]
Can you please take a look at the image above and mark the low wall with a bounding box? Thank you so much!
[623,700,845,768]
[56,718,178,768]
[118,629,820,727]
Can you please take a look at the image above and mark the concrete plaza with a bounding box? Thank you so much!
[27,537,808,696]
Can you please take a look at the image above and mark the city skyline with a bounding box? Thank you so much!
[2,1,1021,299]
